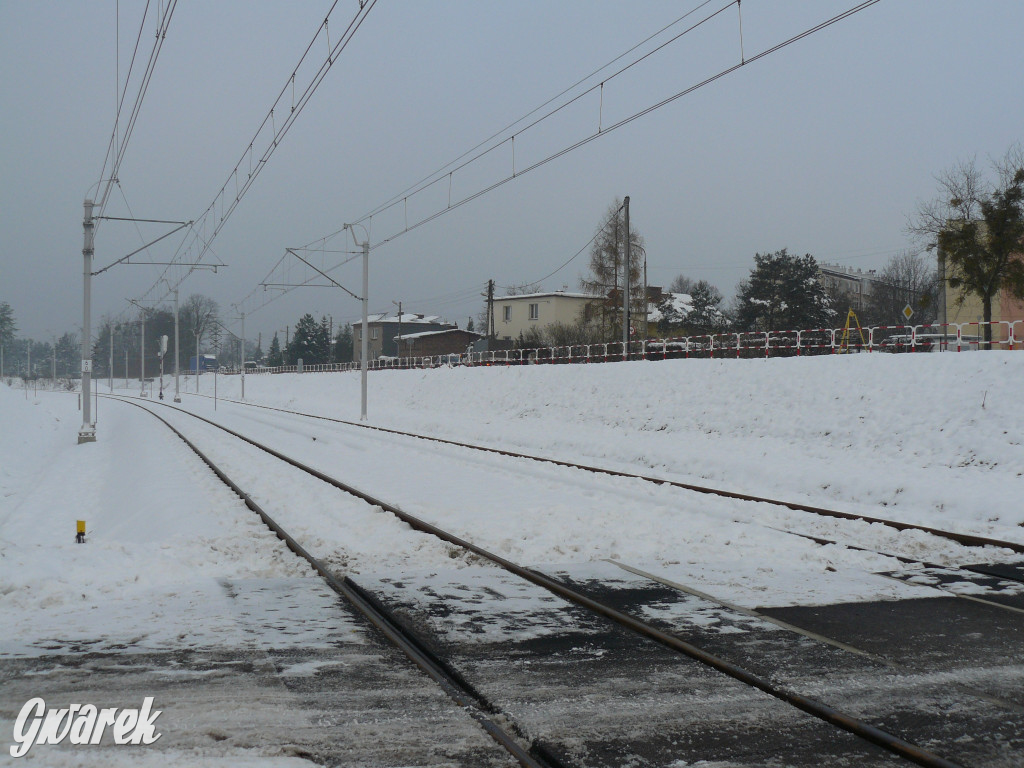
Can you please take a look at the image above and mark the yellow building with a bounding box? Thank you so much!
[492,291,599,342]
[937,250,1024,345]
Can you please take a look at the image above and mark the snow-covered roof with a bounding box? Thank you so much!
[396,328,483,341]
[494,291,592,302]
[368,313,446,325]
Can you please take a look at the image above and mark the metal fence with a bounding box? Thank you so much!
[240,319,1020,375]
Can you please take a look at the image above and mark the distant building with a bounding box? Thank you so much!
[492,291,599,341]
[353,313,454,362]
[818,263,881,312]
[396,328,483,359]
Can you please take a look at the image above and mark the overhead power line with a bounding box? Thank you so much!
[95,0,178,223]
[230,0,882,325]
[282,0,881,271]
[135,0,379,311]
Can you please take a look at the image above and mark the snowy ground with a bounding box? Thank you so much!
[2,352,1022,765]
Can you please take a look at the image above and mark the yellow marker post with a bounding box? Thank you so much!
[76,520,86,544]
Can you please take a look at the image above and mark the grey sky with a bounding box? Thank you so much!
[2,1,1022,346]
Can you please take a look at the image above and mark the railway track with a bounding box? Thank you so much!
[104,393,1024,767]
[184,392,1024,554]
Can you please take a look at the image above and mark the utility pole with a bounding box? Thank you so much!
[52,338,56,382]
[240,311,245,400]
[109,325,114,392]
[172,287,181,402]
[622,195,631,358]
[487,280,495,339]
[360,237,368,419]
[79,200,96,443]
[139,307,147,397]
[344,223,370,421]
[393,301,402,359]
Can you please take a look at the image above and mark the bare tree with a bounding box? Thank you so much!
[580,198,645,341]
[502,282,543,296]
[910,144,1024,346]
[666,274,695,295]
[867,251,938,327]
[179,294,219,361]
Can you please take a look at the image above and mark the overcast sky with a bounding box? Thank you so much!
[2,1,1022,346]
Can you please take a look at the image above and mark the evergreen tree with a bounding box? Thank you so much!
[267,333,283,366]
[334,324,353,363]
[287,314,328,365]
[55,332,79,378]
[316,316,332,363]
[687,280,727,335]
[734,249,835,332]
[0,302,16,347]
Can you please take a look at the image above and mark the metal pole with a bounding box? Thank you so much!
[109,325,114,391]
[79,199,96,443]
[173,288,181,402]
[240,311,245,400]
[622,196,631,357]
[139,309,146,397]
[361,238,369,420]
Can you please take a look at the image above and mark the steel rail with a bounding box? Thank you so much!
[112,397,553,768]
[187,392,1024,554]
[111,394,966,768]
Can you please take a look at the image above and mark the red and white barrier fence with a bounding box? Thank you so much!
[238,319,1020,376]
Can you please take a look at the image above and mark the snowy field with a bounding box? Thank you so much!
[3,351,1023,650]
[199,351,1024,539]
[1,352,1022,764]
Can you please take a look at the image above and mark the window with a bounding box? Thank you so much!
[371,328,379,340]
[529,303,539,320]
[503,306,511,322]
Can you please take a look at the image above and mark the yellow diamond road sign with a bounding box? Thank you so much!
[902,304,914,321]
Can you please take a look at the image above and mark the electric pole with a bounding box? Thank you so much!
[172,287,181,402]
[488,280,495,339]
[622,195,631,358]
[393,301,402,359]
[240,311,245,400]
[78,200,96,443]
[139,306,147,397]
